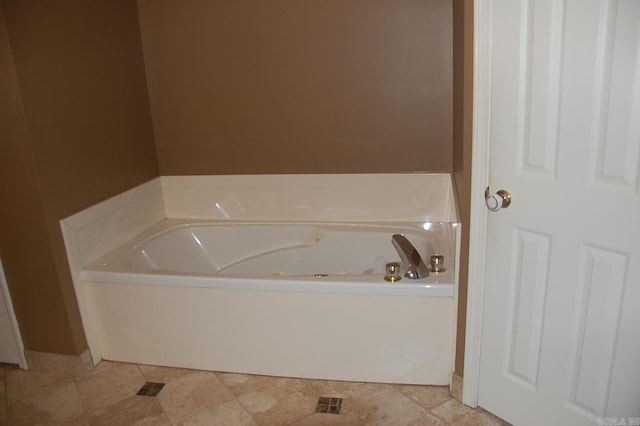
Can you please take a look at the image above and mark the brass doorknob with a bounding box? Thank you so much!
[485,187,511,211]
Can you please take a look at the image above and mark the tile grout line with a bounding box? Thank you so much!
[426,400,454,425]
[72,367,92,418]
[213,371,261,426]
[389,384,445,425]
[391,384,456,425]
[286,412,319,426]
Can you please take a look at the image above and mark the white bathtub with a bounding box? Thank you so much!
[79,219,456,384]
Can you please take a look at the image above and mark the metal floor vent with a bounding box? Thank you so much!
[316,397,343,414]
[136,382,165,397]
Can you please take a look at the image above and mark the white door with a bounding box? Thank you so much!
[473,0,640,425]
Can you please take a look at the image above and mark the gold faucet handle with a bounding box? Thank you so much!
[429,254,446,273]
[384,262,402,282]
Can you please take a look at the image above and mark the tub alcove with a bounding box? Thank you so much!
[61,174,460,385]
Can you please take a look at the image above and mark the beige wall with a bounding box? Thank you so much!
[138,0,453,174]
[0,0,158,355]
[452,0,474,377]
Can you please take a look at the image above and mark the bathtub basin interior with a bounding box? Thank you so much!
[85,219,457,283]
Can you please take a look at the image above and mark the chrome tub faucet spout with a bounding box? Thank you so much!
[391,234,430,279]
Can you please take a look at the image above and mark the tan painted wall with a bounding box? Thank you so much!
[138,0,453,174]
[0,7,76,353]
[1,0,469,368]
[452,0,474,377]
[0,0,158,355]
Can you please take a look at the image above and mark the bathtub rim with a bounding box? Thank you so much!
[79,269,454,297]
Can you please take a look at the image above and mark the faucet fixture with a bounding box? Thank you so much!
[391,234,430,279]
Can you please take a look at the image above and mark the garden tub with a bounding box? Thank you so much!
[78,219,456,384]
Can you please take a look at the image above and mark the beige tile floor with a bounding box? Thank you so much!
[0,361,509,425]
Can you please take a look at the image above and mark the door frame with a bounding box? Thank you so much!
[462,0,492,407]
[0,258,28,369]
